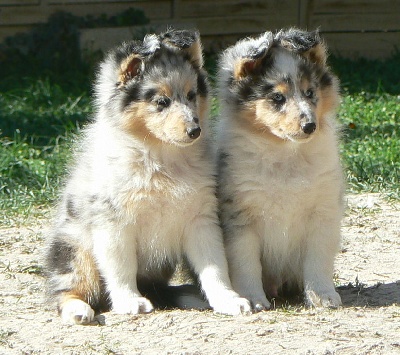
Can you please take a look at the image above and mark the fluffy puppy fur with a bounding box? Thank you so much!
[45,29,250,324]
[217,28,343,311]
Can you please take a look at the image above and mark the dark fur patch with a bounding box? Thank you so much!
[124,83,141,102]
[320,71,333,89]
[143,88,158,101]
[298,62,313,81]
[260,83,274,96]
[197,70,209,97]
[275,29,320,53]
[218,151,229,168]
[231,76,267,105]
[66,196,79,219]
[226,54,276,105]
[112,41,148,66]
[216,151,230,203]
[113,38,160,64]
[160,29,198,49]
[47,239,75,275]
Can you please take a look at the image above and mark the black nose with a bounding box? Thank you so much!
[187,127,201,139]
[301,122,316,134]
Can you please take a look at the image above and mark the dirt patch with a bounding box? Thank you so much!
[1,193,399,354]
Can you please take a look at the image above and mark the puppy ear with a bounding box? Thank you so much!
[233,32,274,80]
[118,54,144,85]
[116,35,160,86]
[302,41,327,67]
[160,29,204,68]
[275,28,327,66]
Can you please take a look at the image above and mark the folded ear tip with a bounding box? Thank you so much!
[275,27,321,52]
[160,28,200,49]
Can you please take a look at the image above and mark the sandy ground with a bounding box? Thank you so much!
[0,193,399,355]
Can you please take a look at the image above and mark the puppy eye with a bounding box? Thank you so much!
[156,97,171,110]
[305,89,314,99]
[187,90,196,102]
[272,93,285,104]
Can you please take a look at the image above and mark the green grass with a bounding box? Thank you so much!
[330,54,400,198]
[339,91,399,197]
[0,74,90,226]
[1,54,399,225]
[0,131,71,225]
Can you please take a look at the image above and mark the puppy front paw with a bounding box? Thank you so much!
[211,295,252,316]
[112,296,154,315]
[250,297,271,312]
[305,288,342,309]
[235,290,271,312]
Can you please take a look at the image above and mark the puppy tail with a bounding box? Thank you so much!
[44,236,107,315]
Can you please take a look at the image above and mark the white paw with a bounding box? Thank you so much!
[112,296,154,315]
[211,295,252,316]
[61,299,95,325]
[234,289,271,312]
[305,288,342,309]
[249,296,271,312]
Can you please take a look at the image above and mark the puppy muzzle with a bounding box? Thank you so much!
[300,111,317,135]
[301,122,316,134]
[186,126,201,140]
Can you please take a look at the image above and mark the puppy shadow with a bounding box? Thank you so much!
[85,282,400,325]
[266,281,400,310]
[91,314,106,326]
[89,284,210,326]
[337,281,400,308]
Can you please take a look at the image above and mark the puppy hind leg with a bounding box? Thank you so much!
[184,219,251,316]
[59,293,95,325]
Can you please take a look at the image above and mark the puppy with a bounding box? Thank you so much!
[217,29,343,311]
[45,29,250,324]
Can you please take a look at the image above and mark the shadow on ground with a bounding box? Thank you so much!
[338,281,400,307]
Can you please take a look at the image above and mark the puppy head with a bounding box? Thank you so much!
[95,29,209,147]
[219,28,339,143]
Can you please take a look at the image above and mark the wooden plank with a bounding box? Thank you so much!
[80,21,195,52]
[57,2,172,20]
[201,33,254,53]
[322,32,400,59]
[0,2,172,26]
[191,15,298,36]
[171,0,182,19]
[0,0,38,5]
[312,0,400,13]
[83,30,245,54]
[81,26,144,53]
[81,26,268,55]
[80,28,400,59]
[298,0,311,28]
[49,0,170,3]
[178,0,296,18]
[311,13,400,32]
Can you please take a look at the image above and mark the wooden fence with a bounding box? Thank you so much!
[1,0,399,59]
